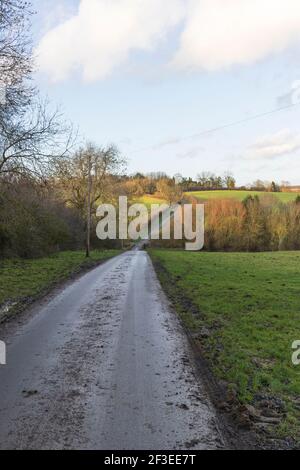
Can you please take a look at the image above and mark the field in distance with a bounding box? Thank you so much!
[133,195,167,208]
[188,190,299,203]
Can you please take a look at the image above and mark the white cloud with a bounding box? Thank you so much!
[36,0,300,81]
[247,129,300,159]
[36,0,185,81]
[173,0,300,71]
[36,1,77,34]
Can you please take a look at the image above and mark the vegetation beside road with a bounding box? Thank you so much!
[149,249,300,444]
[0,250,121,320]
[151,194,300,252]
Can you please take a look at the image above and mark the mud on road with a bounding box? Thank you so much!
[0,250,227,450]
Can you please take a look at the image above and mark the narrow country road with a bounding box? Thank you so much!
[0,250,225,450]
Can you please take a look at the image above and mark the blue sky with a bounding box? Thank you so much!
[32,0,300,185]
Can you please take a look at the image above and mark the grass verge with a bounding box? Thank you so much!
[149,249,300,445]
[0,250,121,321]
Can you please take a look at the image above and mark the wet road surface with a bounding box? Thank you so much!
[0,250,225,450]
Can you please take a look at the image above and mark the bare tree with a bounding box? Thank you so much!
[0,0,34,121]
[56,143,127,216]
[54,143,126,253]
[0,99,75,178]
[0,1,76,179]
[156,178,183,205]
[223,172,236,189]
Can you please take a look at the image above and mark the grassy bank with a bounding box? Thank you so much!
[188,190,298,203]
[0,250,121,320]
[149,249,300,443]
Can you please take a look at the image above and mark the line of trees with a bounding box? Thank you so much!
[205,195,300,251]
[124,173,183,204]
[126,171,284,194]
[196,172,236,190]
[151,194,300,252]
[166,172,236,191]
[0,2,71,257]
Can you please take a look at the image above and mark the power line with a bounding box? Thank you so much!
[130,101,299,154]
[190,102,299,139]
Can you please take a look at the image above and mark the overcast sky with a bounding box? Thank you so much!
[32,0,300,184]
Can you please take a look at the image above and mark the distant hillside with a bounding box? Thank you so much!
[285,186,300,192]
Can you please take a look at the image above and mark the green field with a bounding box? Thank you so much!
[187,190,299,203]
[149,249,300,442]
[0,250,120,319]
[133,195,167,209]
